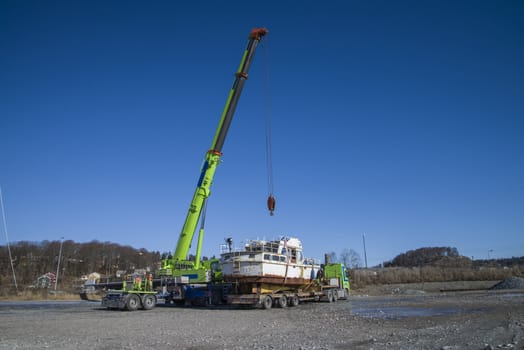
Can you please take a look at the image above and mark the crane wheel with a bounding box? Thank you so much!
[262,295,272,310]
[126,294,140,311]
[142,294,156,310]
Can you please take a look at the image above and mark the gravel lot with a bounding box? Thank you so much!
[1,290,523,350]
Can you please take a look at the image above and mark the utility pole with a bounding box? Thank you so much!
[362,234,368,269]
[55,237,64,291]
[1,186,18,291]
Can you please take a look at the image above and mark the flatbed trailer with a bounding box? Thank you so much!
[228,286,349,309]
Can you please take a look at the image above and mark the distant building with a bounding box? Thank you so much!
[34,272,56,289]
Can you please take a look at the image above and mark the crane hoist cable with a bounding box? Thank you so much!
[262,36,276,216]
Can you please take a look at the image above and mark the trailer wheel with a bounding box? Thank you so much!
[262,295,272,310]
[333,290,338,302]
[327,290,334,303]
[142,294,156,310]
[126,294,140,311]
[288,295,299,307]
[277,296,287,308]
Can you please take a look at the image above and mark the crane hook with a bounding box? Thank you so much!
[267,194,276,216]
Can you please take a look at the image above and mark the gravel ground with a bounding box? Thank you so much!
[491,277,524,290]
[1,290,523,350]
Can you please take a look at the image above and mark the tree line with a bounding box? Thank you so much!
[0,240,160,288]
[327,246,523,269]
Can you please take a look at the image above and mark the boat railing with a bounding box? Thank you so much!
[219,239,282,255]
[304,257,321,266]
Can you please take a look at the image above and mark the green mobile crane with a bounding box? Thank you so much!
[158,27,268,283]
[102,28,268,310]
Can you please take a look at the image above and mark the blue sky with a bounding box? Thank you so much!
[1,1,522,267]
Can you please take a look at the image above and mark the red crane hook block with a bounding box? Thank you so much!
[267,195,276,216]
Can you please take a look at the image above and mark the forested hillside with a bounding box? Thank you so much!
[0,240,161,288]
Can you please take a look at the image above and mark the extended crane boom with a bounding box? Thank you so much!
[159,28,268,280]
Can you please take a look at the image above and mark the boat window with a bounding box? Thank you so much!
[264,254,270,260]
[281,247,287,255]
[280,256,286,262]
[249,254,255,259]
[272,255,279,261]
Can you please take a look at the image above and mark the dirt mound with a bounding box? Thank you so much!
[490,277,524,290]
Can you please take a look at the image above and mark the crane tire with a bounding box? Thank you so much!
[142,294,156,310]
[126,294,140,311]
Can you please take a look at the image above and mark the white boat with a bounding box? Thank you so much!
[220,237,320,286]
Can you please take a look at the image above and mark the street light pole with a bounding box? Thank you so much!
[362,234,368,269]
[54,237,64,291]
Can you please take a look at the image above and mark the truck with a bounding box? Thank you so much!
[98,27,350,310]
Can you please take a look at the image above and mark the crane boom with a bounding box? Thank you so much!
[172,28,268,262]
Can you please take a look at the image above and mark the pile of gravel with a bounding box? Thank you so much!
[490,277,524,290]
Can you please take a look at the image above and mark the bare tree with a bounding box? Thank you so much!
[338,248,362,268]
[340,249,351,268]
[349,249,362,268]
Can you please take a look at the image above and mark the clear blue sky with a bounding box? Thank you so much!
[1,1,523,267]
